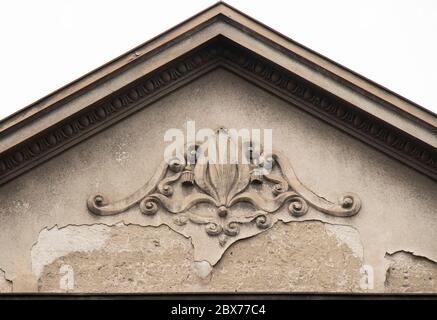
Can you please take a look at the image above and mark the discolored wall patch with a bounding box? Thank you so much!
[31,224,112,280]
[36,224,195,293]
[35,221,365,293]
[385,251,437,293]
[209,221,364,292]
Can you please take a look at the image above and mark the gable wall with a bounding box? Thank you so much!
[0,69,435,293]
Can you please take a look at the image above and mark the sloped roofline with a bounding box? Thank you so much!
[0,2,435,185]
[1,2,435,133]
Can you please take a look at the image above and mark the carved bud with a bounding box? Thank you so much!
[181,168,194,186]
[169,158,184,172]
[250,170,263,184]
[217,206,228,218]
[341,196,354,209]
[94,195,104,207]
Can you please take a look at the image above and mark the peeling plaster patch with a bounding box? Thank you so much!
[31,224,111,279]
[210,221,364,292]
[385,251,437,293]
[325,224,363,259]
[0,269,12,293]
[192,261,212,279]
[37,224,195,293]
[35,221,367,293]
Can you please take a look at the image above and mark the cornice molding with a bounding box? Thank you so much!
[0,38,436,185]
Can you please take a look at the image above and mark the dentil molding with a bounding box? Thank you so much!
[1,37,436,185]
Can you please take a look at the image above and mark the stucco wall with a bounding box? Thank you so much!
[0,69,436,293]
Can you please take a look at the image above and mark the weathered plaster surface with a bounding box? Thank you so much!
[325,224,363,260]
[385,251,437,293]
[209,221,364,292]
[31,224,112,279]
[0,69,436,293]
[36,221,363,293]
[37,224,194,293]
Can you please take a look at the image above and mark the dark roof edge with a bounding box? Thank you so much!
[0,2,435,136]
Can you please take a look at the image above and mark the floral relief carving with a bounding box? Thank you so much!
[87,129,361,263]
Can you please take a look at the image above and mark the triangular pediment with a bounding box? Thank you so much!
[1,2,437,295]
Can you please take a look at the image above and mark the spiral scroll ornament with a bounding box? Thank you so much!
[87,129,361,247]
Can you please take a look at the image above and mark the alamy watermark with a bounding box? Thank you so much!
[163,121,273,174]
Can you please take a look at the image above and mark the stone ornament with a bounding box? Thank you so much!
[87,129,361,264]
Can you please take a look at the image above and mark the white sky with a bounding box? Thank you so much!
[1,0,436,121]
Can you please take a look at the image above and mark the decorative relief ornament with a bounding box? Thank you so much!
[87,129,361,264]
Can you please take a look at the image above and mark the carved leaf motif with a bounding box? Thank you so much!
[194,162,219,201]
[194,131,250,206]
[208,162,237,205]
[226,163,250,203]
